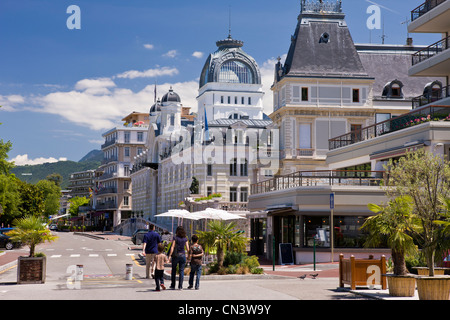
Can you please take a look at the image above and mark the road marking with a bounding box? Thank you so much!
[107,254,117,257]
[51,255,62,258]
[70,254,80,258]
[89,254,99,257]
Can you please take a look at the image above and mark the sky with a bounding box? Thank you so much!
[0,0,441,165]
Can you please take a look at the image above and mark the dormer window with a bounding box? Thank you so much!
[382,80,404,99]
[423,80,443,101]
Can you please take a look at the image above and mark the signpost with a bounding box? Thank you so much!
[330,193,335,263]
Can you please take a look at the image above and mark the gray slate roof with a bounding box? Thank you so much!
[283,13,370,79]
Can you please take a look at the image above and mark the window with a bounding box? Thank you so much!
[248,97,251,105]
[230,158,237,176]
[302,87,309,101]
[124,181,129,190]
[137,147,143,155]
[124,131,130,143]
[241,97,245,104]
[235,96,238,104]
[240,158,248,176]
[124,147,130,157]
[230,187,237,202]
[218,60,254,84]
[207,158,212,176]
[240,187,248,202]
[123,196,129,206]
[207,186,212,196]
[137,132,144,142]
[298,124,311,149]
[124,165,130,176]
[352,89,360,103]
[170,114,175,126]
[228,96,231,104]
[221,96,224,104]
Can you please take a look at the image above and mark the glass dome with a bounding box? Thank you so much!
[218,60,254,84]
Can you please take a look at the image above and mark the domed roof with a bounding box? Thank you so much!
[161,87,181,104]
[199,35,261,89]
[149,99,161,114]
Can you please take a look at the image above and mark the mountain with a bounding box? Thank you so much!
[11,150,102,190]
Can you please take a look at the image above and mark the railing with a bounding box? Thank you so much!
[412,35,449,66]
[412,85,450,109]
[101,138,116,149]
[251,170,385,195]
[329,105,450,151]
[411,0,447,21]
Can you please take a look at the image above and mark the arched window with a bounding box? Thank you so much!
[423,81,443,101]
[382,80,404,99]
[218,60,254,84]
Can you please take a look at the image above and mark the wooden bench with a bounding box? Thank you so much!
[339,254,387,290]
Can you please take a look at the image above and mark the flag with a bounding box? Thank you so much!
[204,106,209,141]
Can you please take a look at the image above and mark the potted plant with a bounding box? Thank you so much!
[385,150,450,300]
[7,215,58,284]
[362,195,418,297]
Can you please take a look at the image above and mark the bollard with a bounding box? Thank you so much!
[126,264,133,280]
[76,265,84,282]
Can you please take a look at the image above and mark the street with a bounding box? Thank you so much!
[0,232,369,302]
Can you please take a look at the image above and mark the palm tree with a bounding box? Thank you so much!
[197,220,249,267]
[362,195,418,275]
[7,215,58,257]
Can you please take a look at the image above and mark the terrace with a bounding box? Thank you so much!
[251,170,385,195]
[328,105,450,151]
[411,0,447,21]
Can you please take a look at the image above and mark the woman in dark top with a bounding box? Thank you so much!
[168,226,189,290]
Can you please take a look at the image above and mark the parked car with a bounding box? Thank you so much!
[131,229,148,245]
[49,224,58,231]
[0,228,20,250]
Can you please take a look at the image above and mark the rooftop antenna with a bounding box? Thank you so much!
[228,5,232,38]
[380,18,387,44]
[401,16,411,43]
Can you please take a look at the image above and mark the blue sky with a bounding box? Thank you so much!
[0,0,440,165]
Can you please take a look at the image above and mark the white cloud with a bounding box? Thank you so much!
[192,51,204,59]
[11,154,68,166]
[0,94,26,111]
[116,67,179,80]
[143,44,154,50]
[74,78,116,95]
[163,50,178,58]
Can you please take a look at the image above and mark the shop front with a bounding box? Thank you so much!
[248,183,391,264]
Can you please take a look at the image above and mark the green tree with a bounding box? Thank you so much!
[17,180,45,217]
[68,196,90,217]
[0,139,14,175]
[7,215,58,257]
[386,150,450,276]
[36,179,61,218]
[0,174,21,224]
[197,220,249,267]
[190,176,199,194]
[46,173,63,187]
[362,196,418,275]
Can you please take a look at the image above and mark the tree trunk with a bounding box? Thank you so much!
[217,247,224,267]
[392,249,409,276]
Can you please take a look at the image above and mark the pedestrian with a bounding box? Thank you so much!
[188,234,204,290]
[142,224,162,279]
[153,242,169,291]
[168,226,189,290]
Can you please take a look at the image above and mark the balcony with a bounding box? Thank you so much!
[412,84,450,108]
[251,170,385,195]
[412,35,448,66]
[329,105,450,150]
[411,0,447,22]
[101,138,116,149]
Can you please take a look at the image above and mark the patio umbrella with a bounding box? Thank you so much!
[155,209,201,234]
[191,208,246,221]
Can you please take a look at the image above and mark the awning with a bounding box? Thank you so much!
[370,142,425,161]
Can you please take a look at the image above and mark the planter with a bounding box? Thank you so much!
[413,267,447,276]
[416,275,450,300]
[17,256,46,284]
[385,274,416,297]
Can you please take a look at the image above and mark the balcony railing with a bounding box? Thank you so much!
[329,105,450,151]
[411,0,447,21]
[251,170,385,195]
[412,85,450,109]
[412,35,449,66]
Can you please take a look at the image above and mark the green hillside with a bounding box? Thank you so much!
[11,150,102,189]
